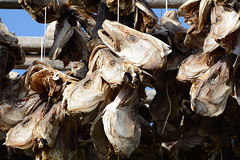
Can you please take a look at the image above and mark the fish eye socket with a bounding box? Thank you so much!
[109,60,116,67]
[127,34,137,42]
[50,115,56,123]
[216,16,222,24]
[14,99,26,108]
[196,54,203,61]
[11,83,19,91]
[209,70,220,85]
[22,119,30,127]
[84,80,93,88]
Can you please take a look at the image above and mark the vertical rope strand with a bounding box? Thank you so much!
[165,0,168,13]
[117,0,120,22]
[40,37,43,62]
[43,7,47,62]
[162,78,172,135]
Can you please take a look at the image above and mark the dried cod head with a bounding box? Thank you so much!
[63,70,109,114]
[190,55,234,116]
[0,91,45,132]
[102,85,141,157]
[211,2,240,44]
[5,101,49,149]
[177,50,222,82]
[33,101,65,149]
[98,20,172,70]
[89,45,144,87]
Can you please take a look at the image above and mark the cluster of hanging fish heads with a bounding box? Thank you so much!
[1,0,240,159]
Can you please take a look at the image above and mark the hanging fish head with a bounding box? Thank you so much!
[98,20,172,70]
[190,55,234,116]
[63,70,110,114]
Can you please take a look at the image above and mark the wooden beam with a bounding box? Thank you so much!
[0,0,22,9]
[147,0,187,8]
[14,54,72,71]
[18,37,53,53]
[0,0,187,9]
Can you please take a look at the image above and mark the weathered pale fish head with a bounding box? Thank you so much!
[211,2,240,42]
[98,20,172,70]
[190,55,234,116]
[5,101,48,149]
[33,101,65,149]
[177,50,222,82]
[88,46,125,85]
[63,70,109,114]
[0,91,45,131]
[102,85,141,157]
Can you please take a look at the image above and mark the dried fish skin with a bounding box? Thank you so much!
[90,109,109,156]
[161,10,180,23]
[211,2,240,43]
[106,0,135,16]
[67,5,96,35]
[177,50,222,82]
[232,62,240,105]
[98,20,172,70]
[177,0,201,25]
[178,0,201,17]
[190,55,234,117]
[63,70,109,114]
[33,101,65,149]
[5,101,49,149]
[198,0,213,30]
[102,85,141,157]
[18,0,68,23]
[49,18,73,61]
[184,23,210,48]
[203,28,220,54]
[214,0,236,6]
[49,18,89,67]
[0,19,25,65]
[24,61,69,101]
[135,0,158,31]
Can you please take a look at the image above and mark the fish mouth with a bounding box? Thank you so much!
[98,22,121,52]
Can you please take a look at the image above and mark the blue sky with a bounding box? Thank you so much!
[0,8,188,76]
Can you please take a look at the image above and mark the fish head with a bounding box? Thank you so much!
[177,50,222,82]
[190,55,234,116]
[33,101,65,149]
[97,48,125,85]
[98,20,171,70]
[63,70,109,113]
[5,101,48,149]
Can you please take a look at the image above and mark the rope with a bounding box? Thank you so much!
[162,78,172,135]
[43,7,47,62]
[165,0,168,13]
[40,37,43,62]
[117,0,120,22]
